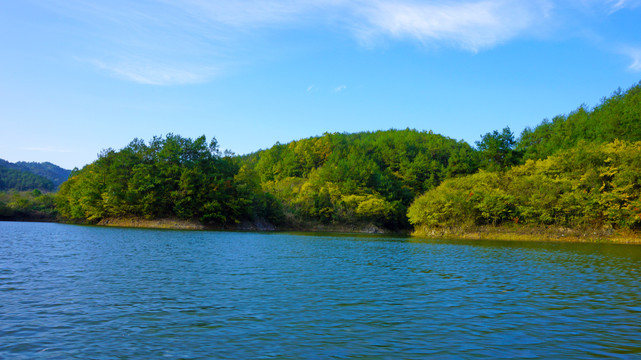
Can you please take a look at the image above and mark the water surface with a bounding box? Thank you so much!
[1,222,641,359]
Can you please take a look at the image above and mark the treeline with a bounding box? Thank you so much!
[243,129,477,228]
[10,161,71,188]
[410,81,641,233]
[0,190,57,221]
[55,134,281,225]
[0,159,70,191]
[0,165,55,191]
[0,160,70,221]
[52,80,641,234]
[54,130,476,228]
[518,83,641,160]
[409,140,641,231]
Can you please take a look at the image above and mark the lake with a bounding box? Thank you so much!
[1,222,641,359]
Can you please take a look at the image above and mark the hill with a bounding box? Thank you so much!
[53,80,641,240]
[0,161,54,191]
[242,129,478,229]
[409,81,641,236]
[517,81,641,160]
[0,159,71,191]
[54,130,479,230]
[12,161,71,188]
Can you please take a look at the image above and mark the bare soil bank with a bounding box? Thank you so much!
[91,218,641,244]
[98,217,207,230]
[412,225,641,244]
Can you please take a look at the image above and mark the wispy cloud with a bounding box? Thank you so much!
[161,0,330,28]
[41,0,641,84]
[621,47,641,71]
[90,59,217,85]
[307,85,315,92]
[334,84,347,92]
[21,147,73,153]
[354,0,553,52]
[608,0,641,12]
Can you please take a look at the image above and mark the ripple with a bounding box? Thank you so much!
[2,222,641,358]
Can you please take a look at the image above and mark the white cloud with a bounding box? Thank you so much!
[573,0,641,13]
[307,85,315,92]
[355,0,552,52]
[334,84,347,92]
[44,0,639,84]
[608,0,641,11]
[622,47,641,71]
[160,0,328,27]
[90,59,217,85]
[20,147,73,153]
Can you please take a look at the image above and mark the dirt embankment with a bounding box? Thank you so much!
[96,217,399,234]
[93,218,641,244]
[98,217,206,230]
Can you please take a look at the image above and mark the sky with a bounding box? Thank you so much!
[1,0,640,170]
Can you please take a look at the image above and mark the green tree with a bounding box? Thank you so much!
[477,127,520,171]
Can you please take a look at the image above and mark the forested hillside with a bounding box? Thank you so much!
[54,130,478,229]
[11,161,71,188]
[55,135,267,225]
[52,81,641,236]
[409,140,641,231]
[517,82,641,160]
[0,159,70,220]
[410,81,641,234]
[243,129,477,228]
[0,190,57,221]
[0,159,71,191]
[0,163,55,191]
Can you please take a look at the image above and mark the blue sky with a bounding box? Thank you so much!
[1,0,640,169]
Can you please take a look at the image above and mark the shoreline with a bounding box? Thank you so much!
[95,218,641,243]
[412,225,641,244]
[5,217,641,244]
[96,217,397,235]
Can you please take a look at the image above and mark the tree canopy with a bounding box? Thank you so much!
[0,165,55,191]
[517,81,641,160]
[476,127,520,171]
[409,140,641,231]
[56,134,265,225]
[243,129,479,228]
[51,80,641,235]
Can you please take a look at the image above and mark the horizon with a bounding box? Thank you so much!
[1,0,640,169]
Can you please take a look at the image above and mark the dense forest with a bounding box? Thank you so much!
[241,130,478,229]
[55,135,282,226]
[0,166,54,192]
[0,189,57,221]
[53,130,477,229]
[0,159,70,190]
[0,159,71,221]
[409,140,641,231]
[11,161,71,188]
[409,81,641,234]
[29,80,641,235]
[517,84,641,161]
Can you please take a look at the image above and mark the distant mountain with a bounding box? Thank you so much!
[13,161,71,188]
[0,159,71,191]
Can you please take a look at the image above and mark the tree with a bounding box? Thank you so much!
[476,127,520,171]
